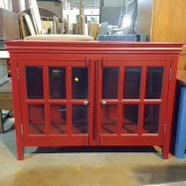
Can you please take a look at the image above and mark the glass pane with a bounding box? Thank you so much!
[26,67,43,99]
[72,106,88,134]
[73,68,88,99]
[50,105,67,134]
[124,68,141,99]
[28,105,45,134]
[144,105,160,134]
[49,68,66,99]
[102,105,118,134]
[123,105,139,133]
[103,68,119,99]
[146,68,163,99]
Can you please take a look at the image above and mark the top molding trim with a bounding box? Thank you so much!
[6,41,184,55]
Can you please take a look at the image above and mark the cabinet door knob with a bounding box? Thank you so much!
[101,100,107,105]
[83,100,89,105]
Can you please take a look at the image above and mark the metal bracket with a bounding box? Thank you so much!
[164,123,167,134]
[16,68,19,80]
[21,124,24,135]
[169,68,172,81]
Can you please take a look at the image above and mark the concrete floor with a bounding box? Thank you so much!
[1,119,186,186]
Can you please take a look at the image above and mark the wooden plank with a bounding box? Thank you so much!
[89,23,99,40]
[151,0,186,70]
[177,70,186,83]
[19,14,27,38]
[79,0,85,35]
[28,0,43,34]
[23,13,36,36]
[19,21,24,39]
[178,46,186,70]
[151,0,186,42]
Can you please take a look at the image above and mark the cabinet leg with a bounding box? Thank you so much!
[16,126,25,160]
[17,144,24,160]
[162,145,169,159]
[0,110,4,133]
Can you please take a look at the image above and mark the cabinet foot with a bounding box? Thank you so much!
[17,145,24,160]
[162,146,169,159]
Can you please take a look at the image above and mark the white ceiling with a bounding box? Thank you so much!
[69,0,124,8]
[37,0,124,8]
[69,0,100,8]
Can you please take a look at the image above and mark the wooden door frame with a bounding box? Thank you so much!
[96,55,170,146]
[18,55,95,147]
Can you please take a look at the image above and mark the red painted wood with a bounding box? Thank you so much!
[89,58,96,146]
[163,56,180,159]
[6,41,183,160]
[67,66,72,136]
[44,66,50,135]
[10,58,24,160]
[118,66,124,136]
[6,41,183,55]
[96,59,103,144]
[138,66,146,135]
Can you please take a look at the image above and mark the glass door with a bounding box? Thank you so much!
[19,56,94,146]
[96,57,170,146]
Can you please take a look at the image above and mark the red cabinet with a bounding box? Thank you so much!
[6,41,183,160]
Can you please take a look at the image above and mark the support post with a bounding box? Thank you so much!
[79,0,85,35]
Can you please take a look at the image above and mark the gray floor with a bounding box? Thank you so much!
[1,119,186,186]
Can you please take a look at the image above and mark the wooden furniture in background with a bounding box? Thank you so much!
[0,79,13,133]
[0,42,12,134]
[151,0,186,72]
[180,46,186,70]
[6,41,183,160]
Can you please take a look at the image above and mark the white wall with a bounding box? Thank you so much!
[0,0,4,8]
[37,1,63,18]
[64,8,100,24]
[19,0,25,11]
[0,0,12,10]
[101,0,124,24]
[135,0,153,35]
[103,0,123,7]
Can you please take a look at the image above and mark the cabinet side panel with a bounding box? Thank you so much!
[163,56,179,159]
[10,55,24,160]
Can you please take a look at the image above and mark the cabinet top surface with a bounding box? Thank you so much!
[6,40,184,55]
